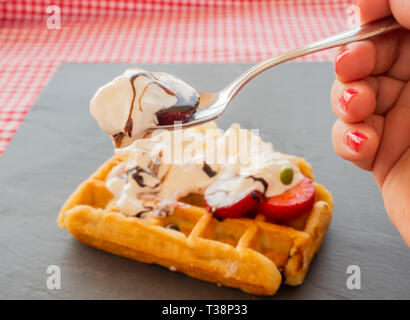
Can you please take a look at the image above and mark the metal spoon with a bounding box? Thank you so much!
[149,16,401,130]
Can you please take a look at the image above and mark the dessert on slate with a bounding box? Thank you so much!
[59,68,333,296]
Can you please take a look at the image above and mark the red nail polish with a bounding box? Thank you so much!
[340,88,359,112]
[346,130,368,152]
[335,49,350,73]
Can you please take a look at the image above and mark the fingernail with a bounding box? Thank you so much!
[340,88,359,112]
[335,49,350,74]
[346,130,368,152]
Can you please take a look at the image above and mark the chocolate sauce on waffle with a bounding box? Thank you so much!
[135,203,172,219]
[128,165,161,189]
[165,224,180,231]
[202,162,217,178]
[248,175,268,193]
[135,206,153,218]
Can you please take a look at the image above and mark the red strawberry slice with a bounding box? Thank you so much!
[205,190,263,219]
[259,177,316,221]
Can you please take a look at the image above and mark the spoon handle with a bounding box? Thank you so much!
[224,16,401,100]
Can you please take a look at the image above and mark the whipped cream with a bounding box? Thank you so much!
[90,68,199,148]
[106,123,304,217]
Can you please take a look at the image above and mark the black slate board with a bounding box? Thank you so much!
[0,63,409,300]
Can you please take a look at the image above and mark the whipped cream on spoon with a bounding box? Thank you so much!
[90,68,199,148]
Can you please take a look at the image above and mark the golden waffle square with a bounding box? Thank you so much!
[58,154,333,296]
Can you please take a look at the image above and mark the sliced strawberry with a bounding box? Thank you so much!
[259,177,315,221]
[205,190,263,219]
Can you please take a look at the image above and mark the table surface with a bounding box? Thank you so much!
[0,63,409,300]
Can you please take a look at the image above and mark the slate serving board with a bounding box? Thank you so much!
[0,63,409,300]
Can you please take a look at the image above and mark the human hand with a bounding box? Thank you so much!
[331,0,410,245]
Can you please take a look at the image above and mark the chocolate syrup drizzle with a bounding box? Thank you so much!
[112,69,199,147]
[113,132,125,148]
[135,204,172,219]
[165,224,180,231]
[135,206,153,218]
[206,175,268,202]
[128,165,161,189]
[123,157,174,218]
[247,175,268,193]
[124,71,158,138]
[202,162,217,178]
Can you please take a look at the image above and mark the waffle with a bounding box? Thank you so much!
[58,154,333,296]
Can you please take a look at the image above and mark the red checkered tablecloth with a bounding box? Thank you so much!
[0,0,354,155]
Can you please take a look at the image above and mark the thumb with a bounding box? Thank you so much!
[390,0,410,29]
